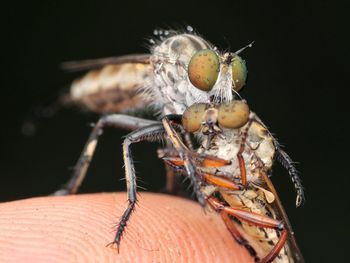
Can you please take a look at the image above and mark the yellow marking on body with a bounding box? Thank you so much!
[253,183,276,203]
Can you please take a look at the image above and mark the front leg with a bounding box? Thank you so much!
[112,123,166,250]
[162,115,207,206]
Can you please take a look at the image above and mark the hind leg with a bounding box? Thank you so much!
[52,114,158,195]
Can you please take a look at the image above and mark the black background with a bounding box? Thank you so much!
[1,1,347,262]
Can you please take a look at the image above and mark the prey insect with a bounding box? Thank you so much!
[53,27,304,262]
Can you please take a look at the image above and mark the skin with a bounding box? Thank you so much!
[0,192,252,263]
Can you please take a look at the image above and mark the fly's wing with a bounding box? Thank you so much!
[61,54,151,71]
[22,54,153,136]
[259,171,305,263]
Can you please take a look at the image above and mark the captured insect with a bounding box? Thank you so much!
[51,27,305,262]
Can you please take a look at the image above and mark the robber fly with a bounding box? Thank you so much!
[53,27,304,262]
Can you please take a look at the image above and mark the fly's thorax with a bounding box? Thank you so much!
[150,34,212,115]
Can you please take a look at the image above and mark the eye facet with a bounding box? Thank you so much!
[231,56,247,91]
[217,100,250,129]
[188,49,220,92]
[182,103,207,132]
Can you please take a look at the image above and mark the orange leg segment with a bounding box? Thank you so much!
[163,156,185,166]
[236,118,253,186]
[199,154,231,167]
[237,147,247,185]
[208,197,284,230]
[221,211,260,262]
[209,196,288,263]
[162,157,242,191]
[163,154,230,168]
[202,173,243,190]
[260,229,288,263]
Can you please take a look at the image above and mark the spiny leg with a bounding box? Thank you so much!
[112,123,166,250]
[274,143,304,207]
[252,113,305,207]
[162,125,193,195]
[164,122,194,194]
[208,197,287,263]
[162,115,206,206]
[52,114,158,195]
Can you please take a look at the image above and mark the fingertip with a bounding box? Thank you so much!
[0,193,252,262]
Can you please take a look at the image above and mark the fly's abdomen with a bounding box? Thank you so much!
[70,63,153,113]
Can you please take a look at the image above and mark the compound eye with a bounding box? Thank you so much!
[188,49,220,91]
[182,103,207,132]
[232,56,247,91]
[218,101,250,129]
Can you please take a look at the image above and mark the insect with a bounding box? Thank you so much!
[53,27,305,262]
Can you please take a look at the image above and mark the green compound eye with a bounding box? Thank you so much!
[217,100,250,129]
[188,49,220,92]
[182,103,207,132]
[231,56,247,92]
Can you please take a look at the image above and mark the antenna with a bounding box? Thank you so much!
[234,40,255,56]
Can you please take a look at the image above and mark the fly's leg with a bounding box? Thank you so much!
[274,143,304,206]
[161,115,195,151]
[237,118,253,186]
[208,196,288,263]
[208,197,284,229]
[175,122,194,151]
[162,115,206,206]
[201,173,243,190]
[164,162,177,194]
[260,229,288,263]
[111,123,166,250]
[162,153,231,168]
[221,211,260,262]
[252,114,305,206]
[52,114,158,195]
[162,119,194,195]
[158,146,184,194]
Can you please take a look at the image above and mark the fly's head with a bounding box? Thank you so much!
[181,100,250,140]
[187,43,251,104]
[151,33,252,116]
